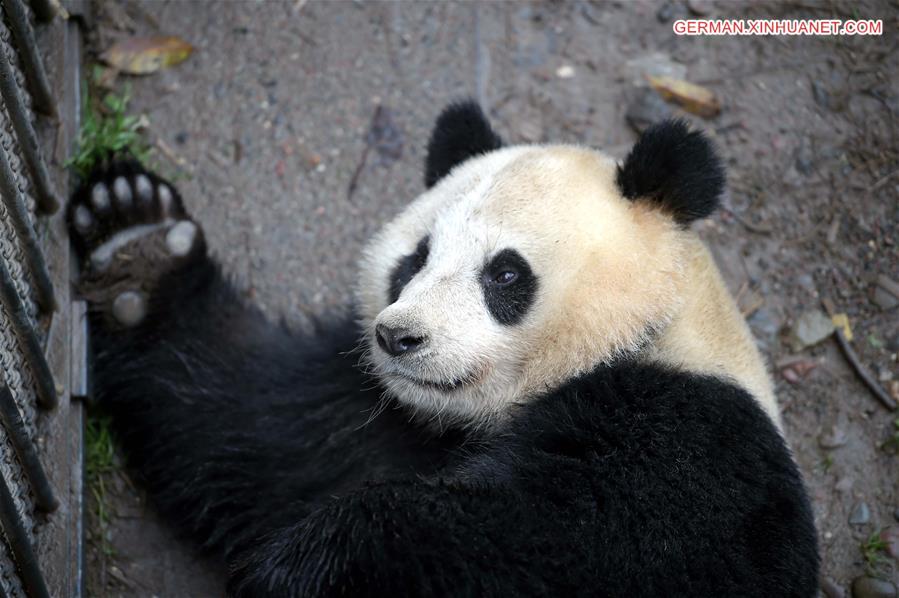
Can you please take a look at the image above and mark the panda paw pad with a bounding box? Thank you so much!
[68,161,205,327]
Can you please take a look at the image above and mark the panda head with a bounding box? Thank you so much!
[357,101,725,429]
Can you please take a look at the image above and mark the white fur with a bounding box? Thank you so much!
[356,144,780,431]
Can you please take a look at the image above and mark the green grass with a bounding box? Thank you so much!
[66,67,152,179]
[861,529,890,576]
[85,413,117,556]
[882,417,899,453]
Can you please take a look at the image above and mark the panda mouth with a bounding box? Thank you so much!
[387,362,491,393]
[380,361,489,393]
[394,373,470,393]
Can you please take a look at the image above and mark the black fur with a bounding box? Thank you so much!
[480,248,538,325]
[616,119,725,226]
[74,158,817,596]
[388,235,429,304]
[424,100,503,188]
[65,158,189,256]
[226,362,819,597]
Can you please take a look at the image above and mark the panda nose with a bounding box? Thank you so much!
[376,324,427,356]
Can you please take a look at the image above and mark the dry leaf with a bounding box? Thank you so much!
[101,36,194,75]
[831,313,853,341]
[646,75,721,118]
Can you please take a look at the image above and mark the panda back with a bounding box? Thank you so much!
[463,361,819,597]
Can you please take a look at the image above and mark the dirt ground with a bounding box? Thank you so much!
[81,1,898,596]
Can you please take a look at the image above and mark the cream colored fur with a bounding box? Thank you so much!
[644,238,780,427]
[356,145,780,431]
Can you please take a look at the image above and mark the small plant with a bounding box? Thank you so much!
[85,414,117,556]
[66,67,151,179]
[861,529,890,576]
[820,454,834,473]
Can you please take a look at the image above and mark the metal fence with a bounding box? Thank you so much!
[0,0,72,596]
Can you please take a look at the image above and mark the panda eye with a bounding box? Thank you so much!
[480,248,538,326]
[492,270,518,285]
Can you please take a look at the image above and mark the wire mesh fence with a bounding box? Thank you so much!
[0,0,67,596]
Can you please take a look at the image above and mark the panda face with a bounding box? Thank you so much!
[357,145,690,429]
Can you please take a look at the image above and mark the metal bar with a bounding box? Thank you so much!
[0,138,54,312]
[0,470,50,598]
[0,257,55,410]
[26,0,53,23]
[4,0,56,117]
[0,382,56,511]
[0,41,58,214]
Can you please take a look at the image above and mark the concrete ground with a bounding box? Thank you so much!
[85,1,897,596]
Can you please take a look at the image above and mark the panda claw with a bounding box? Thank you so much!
[73,205,95,236]
[91,183,111,214]
[112,290,147,327]
[113,176,133,211]
[157,183,174,216]
[135,174,153,205]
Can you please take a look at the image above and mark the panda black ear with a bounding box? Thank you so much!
[616,119,725,226]
[424,100,503,188]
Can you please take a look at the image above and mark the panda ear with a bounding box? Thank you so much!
[424,100,503,188]
[615,119,725,226]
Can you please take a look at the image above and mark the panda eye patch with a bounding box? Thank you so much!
[388,235,430,304]
[481,249,537,325]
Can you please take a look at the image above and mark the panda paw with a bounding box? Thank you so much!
[67,160,206,328]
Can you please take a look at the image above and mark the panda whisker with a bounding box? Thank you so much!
[356,393,392,430]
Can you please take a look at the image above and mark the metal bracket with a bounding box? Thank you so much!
[70,299,90,403]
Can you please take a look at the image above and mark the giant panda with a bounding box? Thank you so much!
[67,101,819,597]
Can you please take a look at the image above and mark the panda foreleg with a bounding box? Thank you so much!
[67,161,389,556]
[67,160,214,330]
[225,475,591,598]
